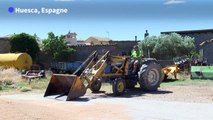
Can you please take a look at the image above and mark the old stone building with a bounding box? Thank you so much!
[0,37,11,53]
[64,32,78,46]
[161,29,213,65]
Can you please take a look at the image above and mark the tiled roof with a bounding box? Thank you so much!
[87,36,112,42]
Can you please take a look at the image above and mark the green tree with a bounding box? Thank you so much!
[10,33,40,60]
[42,32,75,61]
[139,33,196,60]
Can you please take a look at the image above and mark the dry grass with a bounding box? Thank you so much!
[0,68,22,85]
[0,68,52,92]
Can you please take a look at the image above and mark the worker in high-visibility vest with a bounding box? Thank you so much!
[131,45,143,74]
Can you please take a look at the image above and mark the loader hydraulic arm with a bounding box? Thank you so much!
[80,51,110,88]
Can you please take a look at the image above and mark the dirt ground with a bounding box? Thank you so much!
[0,85,213,120]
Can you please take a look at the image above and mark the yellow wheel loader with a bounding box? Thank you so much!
[44,51,162,101]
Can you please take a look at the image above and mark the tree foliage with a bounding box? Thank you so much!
[139,33,196,60]
[10,33,40,60]
[42,32,75,61]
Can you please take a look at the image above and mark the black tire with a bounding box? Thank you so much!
[90,79,102,92]
[126,80,136,89]
[138,62,162,92]
[112,78,126,96]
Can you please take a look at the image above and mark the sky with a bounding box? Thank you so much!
[0,0,213,40]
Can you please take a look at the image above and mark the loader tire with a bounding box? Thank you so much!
[112,78,126,96]
[90,79,102,92]
[126,80,136,89]
[138,62,162,92]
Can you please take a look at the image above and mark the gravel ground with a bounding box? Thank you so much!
[0,85,213,120]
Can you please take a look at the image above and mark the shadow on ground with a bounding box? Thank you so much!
[46,88,173,102]
[163,79,179,83]
[88,87,173,100]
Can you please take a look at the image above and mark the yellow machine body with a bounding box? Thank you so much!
[162,64,180,79]
[44,51,129,100]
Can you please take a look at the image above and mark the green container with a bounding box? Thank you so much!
[191,66,213,79]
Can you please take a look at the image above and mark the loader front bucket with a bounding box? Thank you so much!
[44,74,86,101]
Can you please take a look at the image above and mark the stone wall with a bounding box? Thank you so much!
[36,52,52,69]
[69,41,138,61]
[0,37,11,53]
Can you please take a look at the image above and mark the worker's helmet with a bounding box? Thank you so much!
[133,45,139,49]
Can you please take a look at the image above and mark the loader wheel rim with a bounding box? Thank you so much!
[117,81,124,93]
[147,69,159,86]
